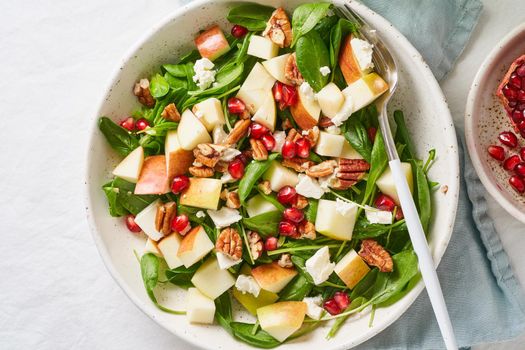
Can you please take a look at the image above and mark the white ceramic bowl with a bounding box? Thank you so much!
[465,23,525,224]
[85,0,459,348]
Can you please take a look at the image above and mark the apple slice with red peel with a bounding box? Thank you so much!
[134,155,170,195]
[195,25,230,61]
[165,130,194,182]
[339,34,364,85]
[496,54,525,137]
[290,85,321,129]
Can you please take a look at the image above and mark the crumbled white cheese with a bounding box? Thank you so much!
[296,174,325,199]
[220,172,236,184]
[350,38,374,71]
[335,198,357,217]
[272,130,286,152]
[326,125,341,135]
[216,252,242,270]
[235,275,261,297]
[364,205,393,224]
[207,207,242,228]
[302,126,319,136]
[196,210,206,218]
[331,94,354,126]
[300,81,316,101]
[305,246,335,285]
[193,58,217,90]
[213,125,228,145]
[319,66,331,76]
[318,171,337,192]
[220,148,241,162]
[303,295,324,320]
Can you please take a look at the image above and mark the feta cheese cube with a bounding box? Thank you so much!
[365,205,393,224]
[305,246,335,285]
[216,252,242,270]
[295,174,324,199]
[303,295,324,320]
[207,207,242,228]
[235,275,261,297]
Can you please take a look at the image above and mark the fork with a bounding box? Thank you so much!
[336,3,458,349]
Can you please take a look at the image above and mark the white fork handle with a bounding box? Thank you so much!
[389,159,458,350]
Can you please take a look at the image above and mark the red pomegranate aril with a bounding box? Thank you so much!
[228,97,246,115]
[499,131,518,148]
[228,159,245,179]
[487,145,506,161]
[171,214,190,233]
[264,237,279,251]
[273,82,284,102]
[323,299,342,315]
[281,84,298,107]
[120,117,135,131]
[277,186,298,205]
[281,140,297,159]
[518,119,525,132]
[512,109,524,123]
[231,24,248,38]
[235,153,249,165]
[517,64,525,77]
[279,221,297,237]
[136,118,150,131]
[250,123,269,139]
[395,206,404,221]
[509,74,522,89]
[504,155,521,171]
[125,215,142,233]
[520,147,525,161]
[503,85,518,101]
[515,163,525,177]
[333,292,350,310]
[375,193,396,212]
[368,127,377,142]
[295,138,311,158]
[171,175,190,194]
[261,133,276,151]
[283,207,304,223]
[509,175,525,193]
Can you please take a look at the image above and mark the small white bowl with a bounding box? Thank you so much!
[465,23,525,224]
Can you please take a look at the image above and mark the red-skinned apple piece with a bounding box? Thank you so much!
[194,25,231,61]
[134,155,170,195]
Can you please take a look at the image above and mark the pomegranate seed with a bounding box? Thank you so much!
[135,118,150,131]
[504,155,521,171]
[120,117,135,131]
[323,299,342,315]
[125,215,142,233]
[281,84,298,107]
[261,133,276,151]
[264,237,279,251]
[518,119,525,132]
[487,145,506,161]
[283,207,304,223]
[375,193,396,212]
[273,82,284,102]
[228,159,245,179]
[503,85,518,101]
[295,138,311,158]
[368,127,377,142]
[333,292,350,310]
[228,97,246,115]
[509,175,525,193]
[250,123,269,139]
[279,221,297,237]
[510,74,522,89]
[171,214,190,233]
[512,109,524,123]
[515,163,525,177]
[281,140,297,159]
[499,131,518,148]
[517,64,525,77]
[520,147,525,161]
[277,186,297,205]
[518,90,525,102]
[235,153,249,165]
[395,206,404,221]
[231,24,248,38]
[171,175,190,194]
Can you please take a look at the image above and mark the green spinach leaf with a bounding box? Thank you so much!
[102,178,157,217]
[305,199,318,222]
[150,73,169,98]
[393,110,416,160]
[238,153,279,204]
[361,132,388,206]
[162,63,187,77]
[295,30,330,92]
[329,19,358,78]
[99,117,140,157]
[215,292,233,334]
[227,4,275,31]
[242,211,282,238]
[342,112,373,162]
[291,3,332,47]
[230,322,281,348]
[411,160,431,233]
[278,274,313,301]
[165,263,201,289]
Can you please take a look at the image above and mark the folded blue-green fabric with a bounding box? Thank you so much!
[356,0,525,349]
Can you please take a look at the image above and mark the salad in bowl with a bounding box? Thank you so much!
[97,2,437,347]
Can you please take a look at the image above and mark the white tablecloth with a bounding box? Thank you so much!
[1,0,524,349]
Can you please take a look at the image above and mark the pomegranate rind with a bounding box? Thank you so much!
[496,54,525,132]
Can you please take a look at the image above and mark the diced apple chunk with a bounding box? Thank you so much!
[134,155,170,195]
[342,73,388,113]
[340,140,364,160]
[194,25,230,61]
[157,233,183,269]
[237,63,276,114]
[192,98,225,132]
[290,84,321,130]
[112,146,144,183]
[339,34,365,85]
[257,301,307,342]
[251,262,298,293]
[233,287,279,315]
[316,83,345,118]
[262,54,291,84]
[134,200,163,241]
[144,238,163,257]
[251,90,276,131]
[315,132,345,158]
[376,162,413,205]
[315,199,357,240]
[262,161,299,192]
[186,288,216,324]
[180,178,222,210]
[248,35,279,60]
[246,194,278,217]
[165,130,194,181]
[191,257,236,299]
[177,110,212,151]
[334,249,370,289]
[177,226,214,267]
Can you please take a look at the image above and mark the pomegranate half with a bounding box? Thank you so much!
[496,54,525,137]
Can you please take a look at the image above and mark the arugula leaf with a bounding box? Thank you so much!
[98,117,140,157]
[230,322,281,348]
[278,274,313,301]
[242,211,282,238]
[165,263,201,289]
[238,153,279,204]
[149,73,169,98]
[295,30,330,92]
[291,2,332,47]
[342,111,373,162]
[227,4,275,31]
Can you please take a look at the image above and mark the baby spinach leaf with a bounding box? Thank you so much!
[329,18,359,77]
[230,322,281,348]
[411,160,431,233]
[278,274,313,301]
[162,63,187,77]
[149,73,169,98]
[305,199,318,222]
[362,132,388,206]
[242,211,282,238]
[102,182,128,217]
[342,112,373,162]
[238,153,279,204]
[291,2,332,47]
[102,178,157,216]
[98,117,140,157]
[291,255,315,284]
[327,296,367,338]
[215,292,233,334]
[165,263,201,289]
[188,62,244,98]
[314,15,339,44]
[178,49,200,64]
[227,4,275,31]
[393,110,416,160]
[295,30,330,92]
[163,72,187,90]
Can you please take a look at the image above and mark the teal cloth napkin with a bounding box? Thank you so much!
[354,0,525,349]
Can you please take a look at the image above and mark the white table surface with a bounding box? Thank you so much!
[1,0,524,349]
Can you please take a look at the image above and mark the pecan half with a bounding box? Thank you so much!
[302,126,320,146]
[161,103,181,122]
[133,78,155,107]
[339,158,371,172]
[189,165,214,178]
[298,220,316,240]
[335,159,370,189]
[282,158,314,173]
[318,116,335,128]
[258,180,272,195]
[215,160,229,173]
[332,178,358,190]
[277,253,293,268]
[250,138,268,161]
[221,189,241,209]
[224,119,251,146]
[194,143,221,168]
[293,194,309,210]
[263,8,293,48]
[155,201,177,235]
[216,228,243,261]
[358,239,393,273]
[306,160,338,178]
[285,128,301,142]
[285,53,304,86]
[248,231,263,260]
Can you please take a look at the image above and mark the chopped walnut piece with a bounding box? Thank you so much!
[133,78,155,107]
[250,139,268,161]
[189,165,214,178]
[302,127,320,146]
[193,143,221,168]
[248,231,263,260]
[293,195,309,210]
[154,201,177,235]
[161,103,181,122]
[282,158,314,173]
[306,160,338,178]
[318,116,335,128]
[216,228,243,261]
[258,180,272,195]
[262,8,293,48]
[224,119,251,146]
[298,220,316,240]
[358,239,393,273]
[285,53,304,86]
[277,254,293,268]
